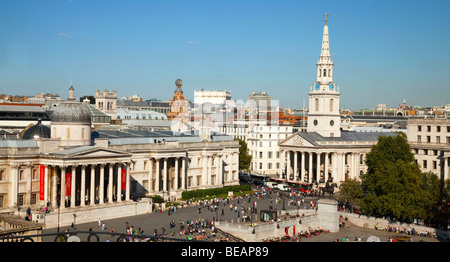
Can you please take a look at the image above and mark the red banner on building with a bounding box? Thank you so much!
[121,169,126,191]
[66,173,71,197]
[39,165,45,200]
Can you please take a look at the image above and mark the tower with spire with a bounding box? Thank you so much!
[307,13,341,137]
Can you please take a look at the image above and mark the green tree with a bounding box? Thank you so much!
[359,132,433,222]
[236,138,252,171]
[340,178,364,204]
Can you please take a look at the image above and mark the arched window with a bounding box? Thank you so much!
[330,98,334,112]
[323,69,327,77]
[315,98,319,112]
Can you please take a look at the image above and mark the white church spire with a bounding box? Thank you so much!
[308,14,341,138]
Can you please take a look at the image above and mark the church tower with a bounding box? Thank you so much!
[307,14,341,137]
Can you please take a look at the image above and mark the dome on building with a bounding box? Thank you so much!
[22,119,51,139]
[51,101,91,125]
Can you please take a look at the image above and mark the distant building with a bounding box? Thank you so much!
[95,89,117,120]
[407,117,449,180]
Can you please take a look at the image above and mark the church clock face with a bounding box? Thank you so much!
[315,83,320,90]
[329,83,334,91]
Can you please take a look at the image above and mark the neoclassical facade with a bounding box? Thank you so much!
[0,87,239,217]
[279,16,397,187]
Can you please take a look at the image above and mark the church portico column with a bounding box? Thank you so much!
[316,152,321,182]
[308,152,313,182]
[294,151,298,181]
[301,151,305,182]
[325,153,329,181]
[286,150,291,180]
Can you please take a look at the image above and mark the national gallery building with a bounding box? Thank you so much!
[0,88,239,224]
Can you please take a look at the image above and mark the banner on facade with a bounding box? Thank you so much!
[39,165,45,200]
[121,168,126,191]
[66,173,71,197]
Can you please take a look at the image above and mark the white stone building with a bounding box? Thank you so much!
[407,117,450,180]
[0,87,239,227]
[247,124,294,176]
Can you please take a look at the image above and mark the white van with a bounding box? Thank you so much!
[277,184,291,191]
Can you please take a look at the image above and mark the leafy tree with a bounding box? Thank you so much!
[340,178,364,203]
[236,138,252,171]
[359,133,433,222]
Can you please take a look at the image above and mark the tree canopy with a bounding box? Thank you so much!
[236,138,252,171]
[343,132,445,224]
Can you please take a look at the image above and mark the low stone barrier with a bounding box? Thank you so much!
[339,211,450,239]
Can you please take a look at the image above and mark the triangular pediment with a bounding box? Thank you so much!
[51,146,131,159]
[279,133,316,148]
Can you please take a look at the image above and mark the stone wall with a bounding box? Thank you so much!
[26,200,150,229]
[340,211,450,239]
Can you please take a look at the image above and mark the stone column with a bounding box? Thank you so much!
[80,165,86,206]
[318,153,322,181]
[217,155,222,185]
[10,164,19,207]
[99,164,105,204]
[126,163,130,201]
[293,151,298,181]
[202,155,207,186]
[90,165,95,205]
[444,156,449,180]
[52,167,57,207]
[117,163,122,202]
[155,158,160,192]
[308,152,313,182]
[149,158,153,193]
[325,153,329,181]
[108,164,113,203]
[163,158,168,192]
[301,152,305,182]
[71,166,76,208]
[279,150,284,179]
[286,150,291,180]
[61,166,67,209]
[181,156,186,190]
[174,157,179,190]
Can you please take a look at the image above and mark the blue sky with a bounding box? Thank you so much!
[0,0,449,109]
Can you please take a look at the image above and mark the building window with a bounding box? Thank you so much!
[417,135,421,143]
[268,163,272,169]
[427,136,431,143]
[437,126,441,132]
[433,161,437,169]
[436,136,440,143]
[259,152,263,158]
[427,126,431,132]
[423,160,427,169]
[330,99,334,112]
[315,99,319,112]
[418,125,422,132]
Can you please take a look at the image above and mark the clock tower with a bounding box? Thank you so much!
[307,14,341,137]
